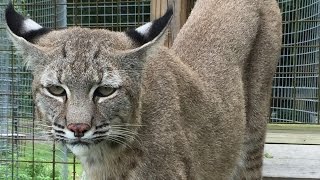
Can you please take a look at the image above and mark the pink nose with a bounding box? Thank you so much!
[67,123,91,137]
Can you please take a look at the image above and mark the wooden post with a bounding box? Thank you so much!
[150,0,190,47]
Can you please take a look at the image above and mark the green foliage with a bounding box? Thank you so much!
[0,143,82,179]
[3,163,61,180]
[264,153,274,159]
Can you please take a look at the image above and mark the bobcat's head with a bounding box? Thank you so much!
[5,3,172,155]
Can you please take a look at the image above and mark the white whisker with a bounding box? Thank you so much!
[110,128,138,135]
[110,127,143,144]
[109,132,142,148]
[111,124,145,127]
[112,128,143,137]
[92,134,108,139]
[108,136,133,150]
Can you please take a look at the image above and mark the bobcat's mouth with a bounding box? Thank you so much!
[53,130,106,146]
[62,138,105,146]
[69,140,91,146]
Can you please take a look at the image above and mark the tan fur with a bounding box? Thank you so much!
[7,0,282,179]
[172,0,282,179]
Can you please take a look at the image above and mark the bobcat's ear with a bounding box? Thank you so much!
[125,7,173,49]
[119,8,173,71]
[5,2,51,68]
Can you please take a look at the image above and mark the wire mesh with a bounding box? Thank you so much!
[0,0,151,179]
[66,0,150,30]
[271,0,320,124]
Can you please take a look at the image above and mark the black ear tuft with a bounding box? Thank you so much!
[126,29,146,46]
[5,2,50,43]
[147,7,173,41]
[126,7,173,45]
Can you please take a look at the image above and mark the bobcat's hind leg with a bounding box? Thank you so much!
[234,126,267,180]
[234,0,282,179]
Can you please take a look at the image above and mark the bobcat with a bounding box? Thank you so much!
[5,0,281,179]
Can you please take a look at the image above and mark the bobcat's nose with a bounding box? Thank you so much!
[67,123,91,138]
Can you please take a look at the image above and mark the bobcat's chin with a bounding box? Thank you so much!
[65,138,111,156]
[57,135,106,156]
[66,142,103,157]
[66,139,122,157]
[65,139,104,146]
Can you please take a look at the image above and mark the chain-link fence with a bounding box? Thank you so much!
[0,0,150,179]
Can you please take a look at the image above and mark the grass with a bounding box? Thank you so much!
[0,141,83,180]
[264,152,274,159]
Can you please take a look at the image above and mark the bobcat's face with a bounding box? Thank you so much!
[5,3,172,155]
[34,50,137,152]
[31,30,146,155]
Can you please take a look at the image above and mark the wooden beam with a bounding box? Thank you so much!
[268,124,320,132]
[266,124,320,145]
[150,0,190,46]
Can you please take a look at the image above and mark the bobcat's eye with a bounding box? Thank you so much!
[46,85,66,96]
[94,86,117,97]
